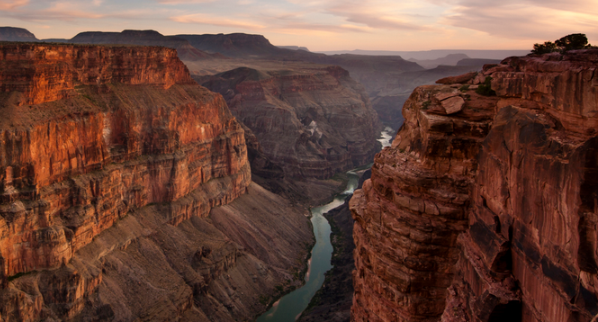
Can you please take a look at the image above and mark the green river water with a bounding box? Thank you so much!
[256,128,393,322]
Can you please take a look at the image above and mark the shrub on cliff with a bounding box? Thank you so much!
[532,33,592,54]
[476,76,495,96]
[532,41,558,55]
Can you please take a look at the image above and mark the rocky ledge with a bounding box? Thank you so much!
[350,49,598,322]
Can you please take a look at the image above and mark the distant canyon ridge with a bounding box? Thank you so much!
[0,26,529,131]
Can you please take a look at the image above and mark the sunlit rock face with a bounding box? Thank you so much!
[0,43,313,321]
[350,49,598,322]
[202,65,380,180]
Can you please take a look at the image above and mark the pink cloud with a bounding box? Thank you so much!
[0,0,28,10]
[157,0,215,4]
[171,13,265,30]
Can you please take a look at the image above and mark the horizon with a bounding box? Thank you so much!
[1,0,597,51]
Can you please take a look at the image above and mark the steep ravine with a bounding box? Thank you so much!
[351,49,598,322]
[0,43,313,321]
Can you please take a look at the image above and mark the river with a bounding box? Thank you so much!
[256,128,394,322]
[377,126,394,148]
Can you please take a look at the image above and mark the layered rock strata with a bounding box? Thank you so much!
[350,49,598,322]
[0,43,312,321]
[202,66,380,179]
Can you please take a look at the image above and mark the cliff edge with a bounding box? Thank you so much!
[350,49,598,322]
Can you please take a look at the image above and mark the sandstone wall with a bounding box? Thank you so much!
[351,49,598,322]
[0,42,249,278]
[0,43,311,321]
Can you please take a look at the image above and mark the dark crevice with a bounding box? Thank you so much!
[488,301,522,322]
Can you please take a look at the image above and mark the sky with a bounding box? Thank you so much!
[1,0,597,51]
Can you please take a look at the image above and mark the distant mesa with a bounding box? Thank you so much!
[177,33,296,59]
[317,49,530,60]
[0,26,39,42]
[408,53,469,69]
[68,29,222,61]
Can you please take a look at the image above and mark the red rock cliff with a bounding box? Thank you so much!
[0,43,249,278]
[0,43,318,321]
[350,49,598,322]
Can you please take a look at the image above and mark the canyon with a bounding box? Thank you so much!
[52,30,382,203]
[3,26,594,322]
[351,49,598,321]
[0,42,314,321]
[200,65,379,180]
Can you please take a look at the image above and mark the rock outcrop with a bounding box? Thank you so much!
[350,49,598,322]
[202,65,380,179]
[0,43,312,321]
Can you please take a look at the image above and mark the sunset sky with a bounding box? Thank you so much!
[1,0,597,51]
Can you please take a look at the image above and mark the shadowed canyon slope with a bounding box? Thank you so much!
[201,65,380,180]
[350,49,598,322]
[0,43,313,321]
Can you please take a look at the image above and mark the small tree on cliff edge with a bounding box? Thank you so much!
[532,33,592,54]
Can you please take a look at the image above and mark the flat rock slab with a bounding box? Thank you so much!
[435,91,460,101]
[436,71,478,84]
[441,96,465,114]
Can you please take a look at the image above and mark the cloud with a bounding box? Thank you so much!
[277,22,372,34]
[171,13,265,30]
[157,0,215,4]
[0,1,107,21]
[343,13,427,31]
[284,0,431,31]
[0,0,28,10]
[43,1,104,19]
[1,0,173,21]
[440,0,598,40]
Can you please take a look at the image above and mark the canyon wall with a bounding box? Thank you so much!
[0,43,312,321]
[350,49,598,322]
[202,66,380,180]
